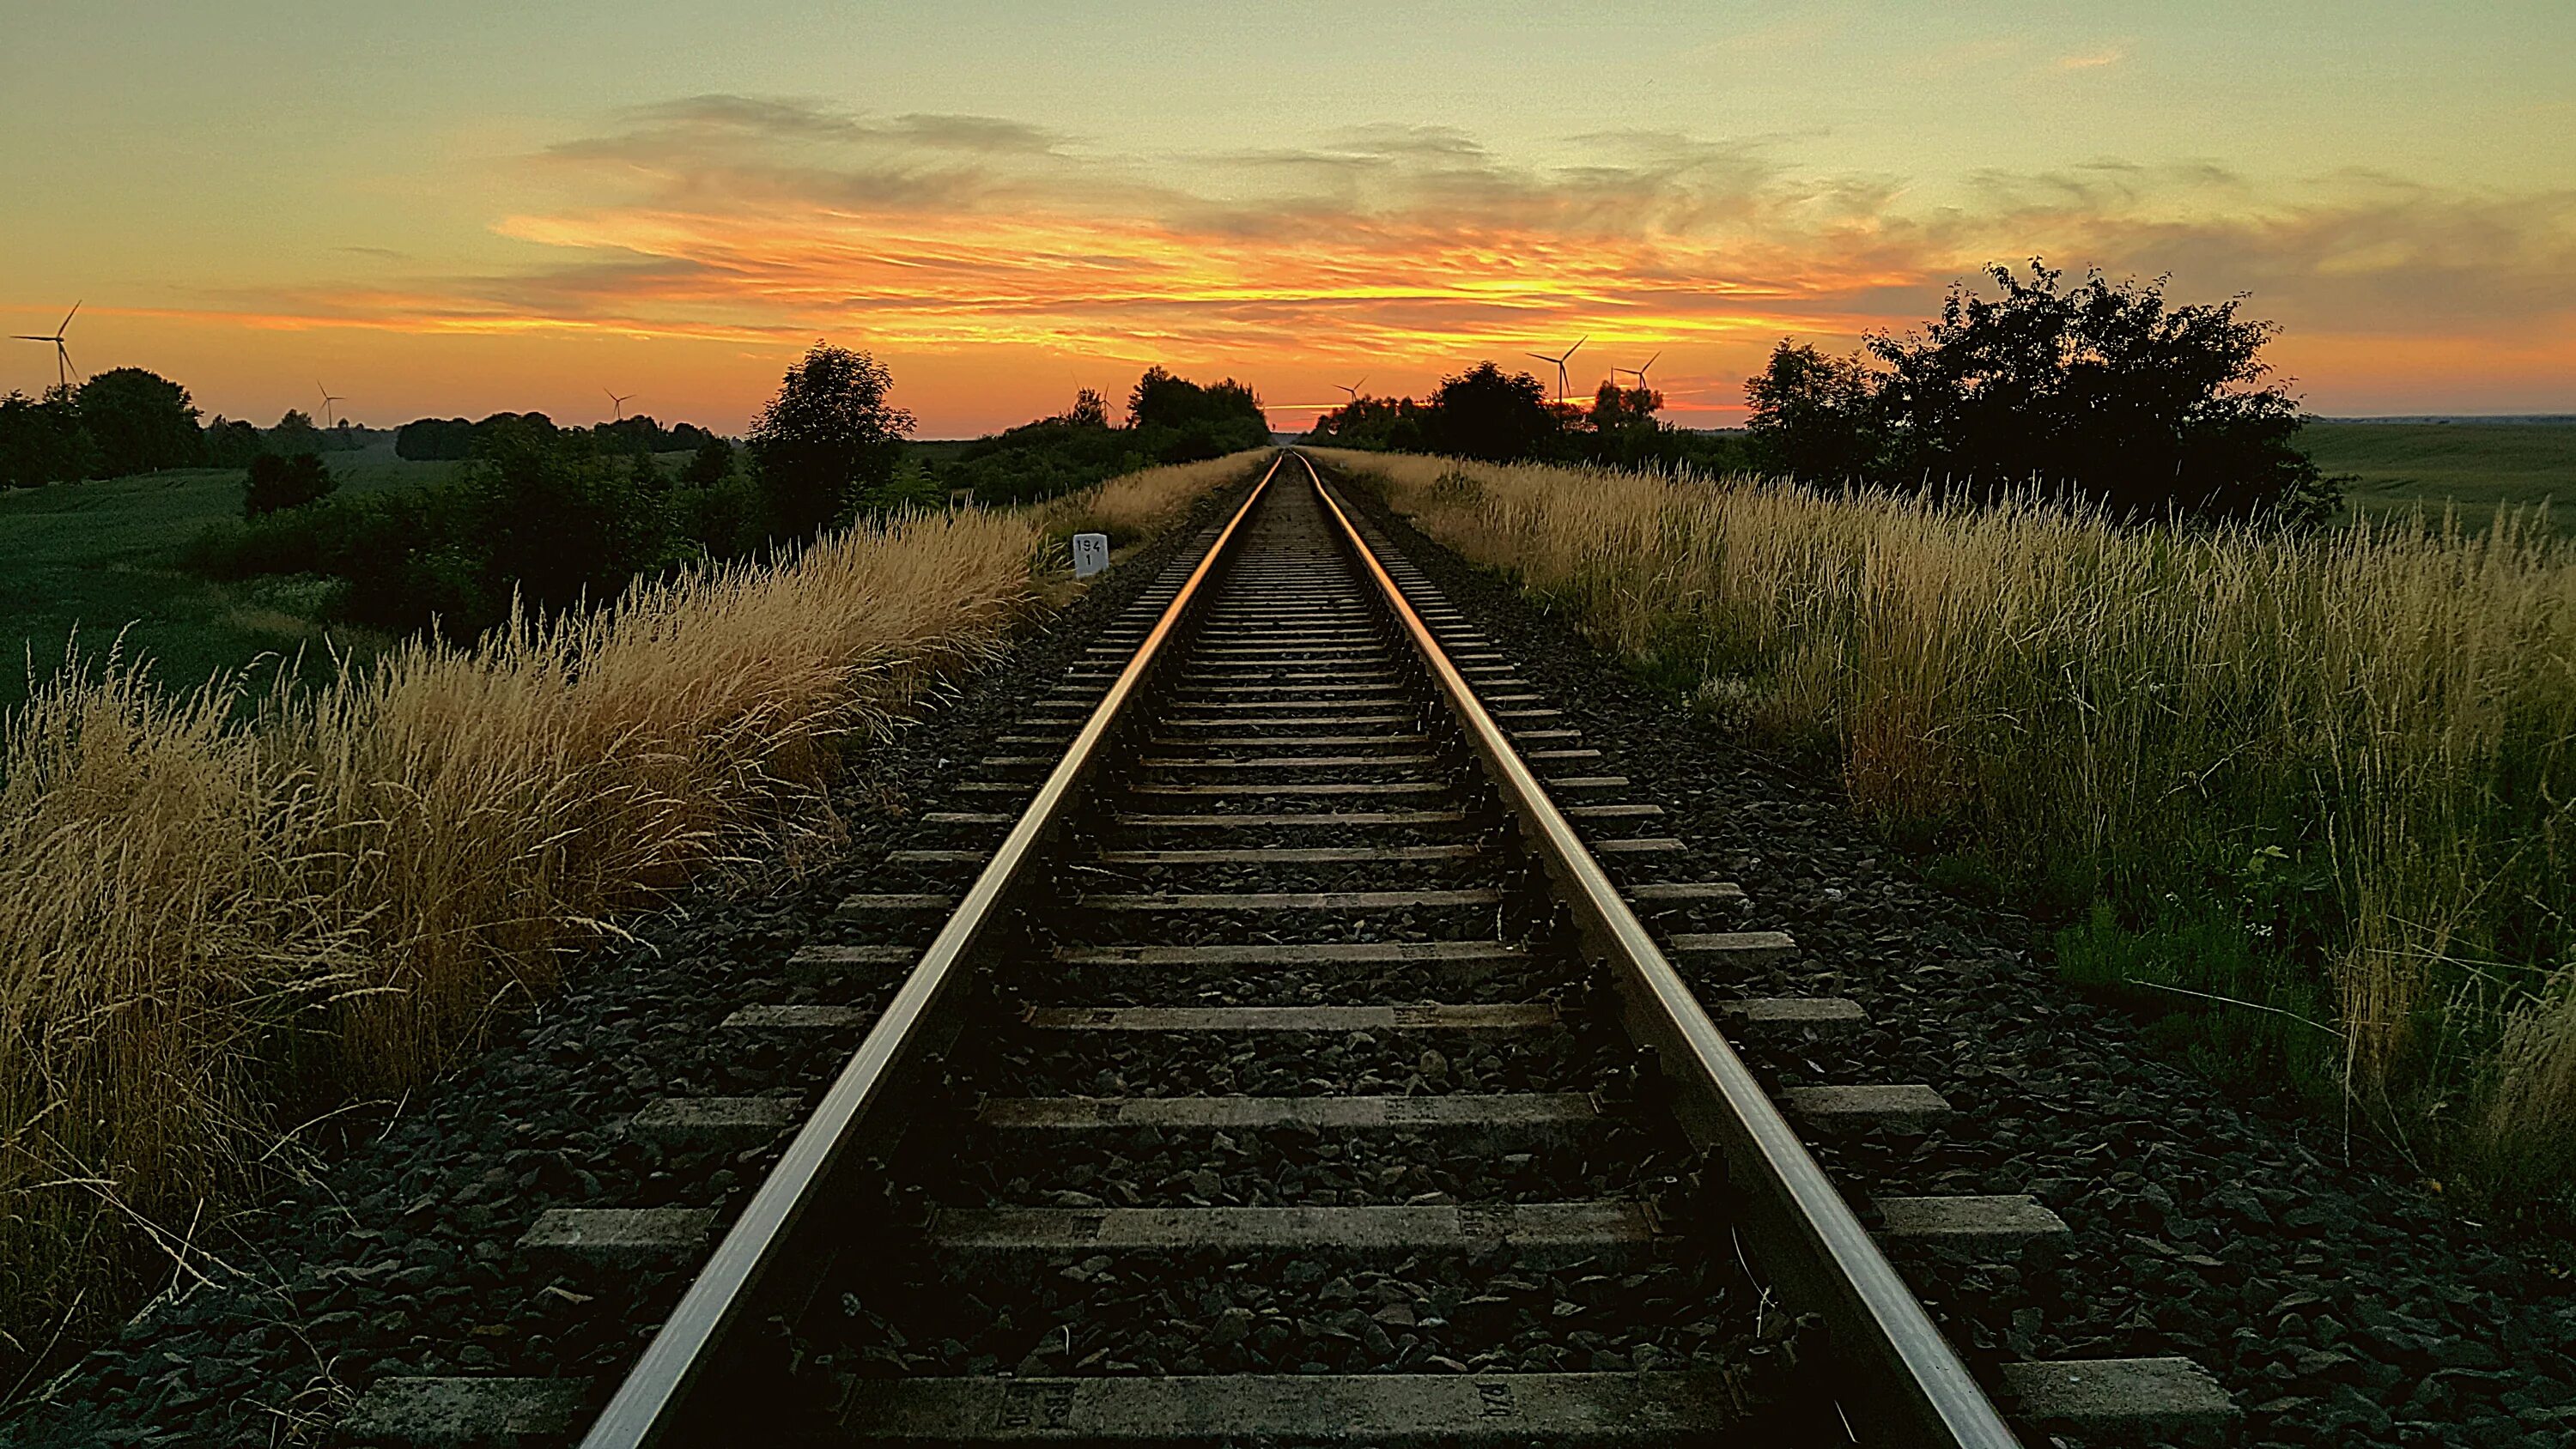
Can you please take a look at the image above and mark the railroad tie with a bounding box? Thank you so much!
[629,1096,803,1153]
[1779,1083,1953,1134]
[1873,1194,2073,1259]
[518,1206,717,1272]
[928,1201,1662,1271]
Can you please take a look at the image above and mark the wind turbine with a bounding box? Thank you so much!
[604,387,635,421]
[316,381,345,430]
[1614,351,1663,392]
[1334,374,1369,403]
[1524,335,1588,404]
[13,301,80,391]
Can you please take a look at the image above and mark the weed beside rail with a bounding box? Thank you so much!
[1315,447,2576,1209]
[0,452,1258,1387]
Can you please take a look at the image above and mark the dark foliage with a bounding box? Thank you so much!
[0,389,101,488]
[748,343,914,540]
[73,368,204,476]
[680,435,734,486]
[1419,362,1558,463]
[240,452,337,518]
[393,412,559,461]
[203,415,265,469]
[934,373,1269,506]
[266,409,329,458]
[1747,262,2337,522]
[196,425,696,640]
[1306,367,1746,473]
[1743,343,1884,483]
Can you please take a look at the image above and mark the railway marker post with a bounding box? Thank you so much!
[1072,531,1109,578]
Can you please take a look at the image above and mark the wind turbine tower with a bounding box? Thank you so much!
[13,302,81,391]
[1525,336,1589,404]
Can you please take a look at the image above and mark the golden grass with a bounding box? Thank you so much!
[1315,447,2576,1182]
[0,452,1256,1372]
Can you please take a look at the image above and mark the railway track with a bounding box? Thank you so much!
[344,453,2233,1446]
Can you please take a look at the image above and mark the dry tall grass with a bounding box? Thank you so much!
[1316,447,2576,1181]
[0,452,1256,1372]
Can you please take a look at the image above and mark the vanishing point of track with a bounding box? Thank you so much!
[345,453,2233,1446]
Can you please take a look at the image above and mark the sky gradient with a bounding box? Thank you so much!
[5,2,2571,435]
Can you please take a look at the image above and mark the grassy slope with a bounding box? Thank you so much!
[2306,421,2576,534]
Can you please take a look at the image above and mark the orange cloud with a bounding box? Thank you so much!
[72,97,2576,429]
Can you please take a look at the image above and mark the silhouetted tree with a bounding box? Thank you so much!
[268,409,326,457]
[242,452,337,518]
[72,368,203,476]
[0,389,100,488]
[1745,342,1885,483]
[748,343,914,539]
[680,435,734,486]
[204,415,265,468]
[1748,262,2336,522]
[1421,362,1559,463]
[1060,388,1111,428]
[397,416,474,460]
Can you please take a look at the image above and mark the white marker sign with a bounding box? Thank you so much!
[1072,531,1110,579]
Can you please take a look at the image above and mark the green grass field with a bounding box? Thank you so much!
[2305,421,2576,535]
[0,449,463,713]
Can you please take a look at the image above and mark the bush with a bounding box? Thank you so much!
[1747,261,2336,522]
[241,452,338,518]
[204,427,681,640]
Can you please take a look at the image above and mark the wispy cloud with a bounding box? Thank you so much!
[143,95,2576,416]
[2054,43,2129,71]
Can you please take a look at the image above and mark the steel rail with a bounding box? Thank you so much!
[1300,452,2022,1448]
[580,453,1288,1449]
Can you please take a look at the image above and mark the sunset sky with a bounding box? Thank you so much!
[5,2,2570,436]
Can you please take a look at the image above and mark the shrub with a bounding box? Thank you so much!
[241,452,338,518]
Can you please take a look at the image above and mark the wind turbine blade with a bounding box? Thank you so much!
[1526,353,1553,363]
[1568,336,1588,360]
[60,343,76,379]
[1644,351,1661,370]
[61,301,81,331]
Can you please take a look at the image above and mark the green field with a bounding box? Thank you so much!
[0,449,468,713]
[2305,421,2576,535]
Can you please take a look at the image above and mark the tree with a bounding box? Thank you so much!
[1421,362,1561,463]
[1745,342,1885,483]
[1060,388,1111,429]
[269,409,326,457]
[73,368,203,476]
[397,416,474,460]
[204,415,265,468]
[747,343,914,539]
[680,435,734,486]
[1583,381,1672,470]
[0,389,100,488]
[242,452,337,518]
[1747,262,2336,522]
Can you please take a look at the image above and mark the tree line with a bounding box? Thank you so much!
[1311,262,2336,524]
[192,345,1258,644]
[930,367,1273,504]
[395,412,720,461]
[1306,364,1743,474]
[0,370,396,489]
